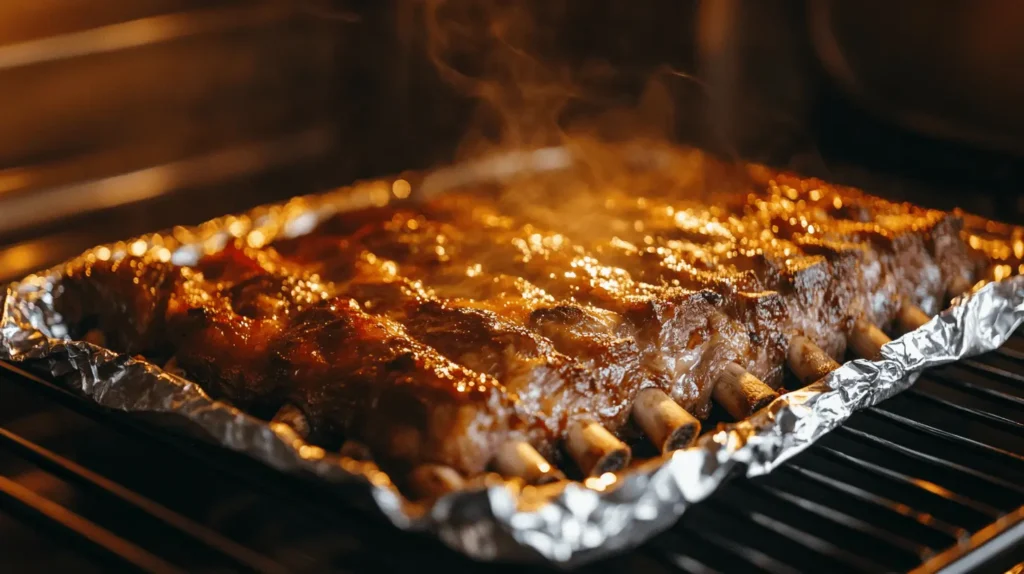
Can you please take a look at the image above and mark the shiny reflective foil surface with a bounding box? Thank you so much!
[3,150,1024,566]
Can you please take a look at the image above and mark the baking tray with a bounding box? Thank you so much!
[3,146,1023,566]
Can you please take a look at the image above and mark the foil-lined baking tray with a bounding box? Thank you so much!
[2,148,1024,567]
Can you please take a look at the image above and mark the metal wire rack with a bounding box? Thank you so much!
[1,334,1022,572]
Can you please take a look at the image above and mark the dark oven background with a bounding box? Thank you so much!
[344,0,1024,223]
[2,0,1023,281]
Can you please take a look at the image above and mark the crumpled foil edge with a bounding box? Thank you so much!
[2,178,1023,567]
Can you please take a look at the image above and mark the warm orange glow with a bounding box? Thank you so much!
[228,220,247,237]
[392,179,412,199]
[129,239,148,257]
[370,182,391,207]
[246,230,267,249]
[583,471,618,491]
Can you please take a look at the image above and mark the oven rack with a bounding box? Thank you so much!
[1,335,1022,572]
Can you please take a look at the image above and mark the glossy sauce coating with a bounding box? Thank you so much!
[56,169,990,476]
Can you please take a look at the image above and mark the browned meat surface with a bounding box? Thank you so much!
[60,253,183,355]
[274,210,725,440]
[957,211,1024,281]
[53,165,984,479]
[399,199,759,408]
[746,167,974,311]
[65,247,529,475]
[427,192,831,385]
[285,207,748,418]
[269,242,629,463]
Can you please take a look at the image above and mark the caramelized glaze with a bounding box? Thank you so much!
[56,167,997,476]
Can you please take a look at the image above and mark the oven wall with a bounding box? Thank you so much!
[354,0,1024,223]
[0,0,1019,245]
[0,0,348,242]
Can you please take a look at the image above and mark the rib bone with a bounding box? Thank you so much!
[566,419,631,476]
[849,319,891,361]
[712,362,779,420]
[493,441,565,484]
[897,301,932,333]
[787,336,841,386]
[632,388,701,452]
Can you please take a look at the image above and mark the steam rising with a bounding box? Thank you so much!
[419,0,771,222]
[418,0,786,247]
[424,1,689,160]
[424,0,573,154]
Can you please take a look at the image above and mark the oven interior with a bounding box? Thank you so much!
[0,2,1023,572]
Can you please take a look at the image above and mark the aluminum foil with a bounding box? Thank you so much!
[3,157,1024,567]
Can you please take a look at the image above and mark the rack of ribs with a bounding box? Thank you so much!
[55,168,982,498]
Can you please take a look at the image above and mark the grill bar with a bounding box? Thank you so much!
[658,518,802,574]
[0,474,181,574]
[993,345,1024,362]
[747,482,929,566]
[911,508,1024,574]
[767,464,965,548]
[962,357,1024,385]
[0,426,286,573]
[832,425,1024,502]
[913,377,1024,427]
[0,361,505,573]
[864,405,1024,467]
[1,332,1022,572]
[930,367,1024,407]
[900,387,1024,436]
[796,448,999,529]
[0,363,378,526]
[712,487,895,572]
[0,362,367,533]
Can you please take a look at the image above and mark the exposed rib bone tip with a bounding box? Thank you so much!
[712,362,779,420]
[271,403,310,439]
[409,464,464,499]
[787,335,842,386]
[849,319,891,361]
[896,301,931,333]
[566,419,631,476]
[632,388,700,452]
[493,441,565,484]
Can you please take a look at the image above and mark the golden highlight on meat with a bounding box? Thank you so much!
[57,168,984,480]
